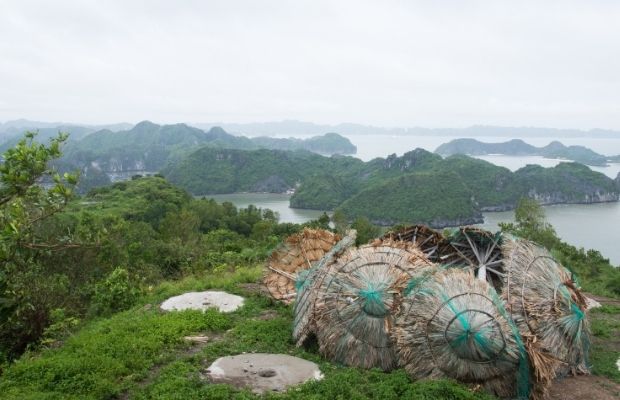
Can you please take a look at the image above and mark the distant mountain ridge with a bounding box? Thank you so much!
[193,120,620,138]
[1,120,357,194]
[0,119,133,132]
[60,120,355,169]
[8,121,352,194]
[435,138,617,166]
[0,120,137,156]
[0,120,133,150]
[6,118,620,138]
[0,119,356,158]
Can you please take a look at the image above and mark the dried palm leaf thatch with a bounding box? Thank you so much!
[502,237,590,394]
[264,228,341,304]
[377,224,449,262]
[312,243,434,371]
[443,227,505,291]
[394,269,531,399]
[292,231,357,346]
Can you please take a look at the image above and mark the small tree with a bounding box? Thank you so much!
[0,132,77,360]
[331,209,348,234]
[499,197,559,249]
[351,216,380,245]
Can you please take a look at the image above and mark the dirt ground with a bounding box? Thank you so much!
[548,375,619,400]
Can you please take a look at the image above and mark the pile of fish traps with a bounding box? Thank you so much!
[263,225,591,399]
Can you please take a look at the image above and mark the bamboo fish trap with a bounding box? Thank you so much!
[379,225,504,288]
[378,224,450,262]
[292,231,357,346]
[311,243,434,371]
[394,269,531,399]
[264,228,340,304]
[444,227,506,291]
[501,237,590,398]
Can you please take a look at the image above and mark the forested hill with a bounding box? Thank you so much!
[163,146,620,228]
[60,121,355,172]
[435,138,615,166]
[163,147,368,194]
[3,122,355,193]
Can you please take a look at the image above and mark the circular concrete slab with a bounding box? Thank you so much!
[160,291,244,313]
[586,296,602,310]
[205,353,323,393]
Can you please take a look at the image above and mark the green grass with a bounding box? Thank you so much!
[589,306,620,383]
[0,267,493,400]
[0,308,231,400]
[1,259,618,399]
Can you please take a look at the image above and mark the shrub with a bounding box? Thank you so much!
[90,268,139,316]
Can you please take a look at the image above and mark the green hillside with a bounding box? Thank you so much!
[60,122,356,173]
[336,171,480,227]
[164,145,620,227]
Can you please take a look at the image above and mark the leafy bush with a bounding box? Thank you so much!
[90,268,140,317]
[351,217,381,245]
[40,309,81,349]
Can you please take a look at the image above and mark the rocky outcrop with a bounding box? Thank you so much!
[251,175,291,193]
[93,158,147,173]
[380,149,442,172]
[480,204,515,212]
[428,215,484,229]
[527,189,619,205]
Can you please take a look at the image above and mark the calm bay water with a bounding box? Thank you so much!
[204,193,620,266]
[480,202,620,266]
[206,193,329,223]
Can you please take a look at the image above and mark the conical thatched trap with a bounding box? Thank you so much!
[312,242,434,371]
[264,228,340,304]
[501,237,590,397]
[394,268,531,399]
[292,231,357,346]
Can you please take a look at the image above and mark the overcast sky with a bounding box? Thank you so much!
[1,1,620,129]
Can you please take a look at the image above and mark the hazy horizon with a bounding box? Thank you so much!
[2,1,620,130]
[4,118,620,136]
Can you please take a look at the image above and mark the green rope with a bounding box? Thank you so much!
[490,289,531,400]
[295,269,312,291]
[557,284,590,371]
[441,293,497,362]
[404,274,432,297]
[358,284,387,317]
[442,293,470,332]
